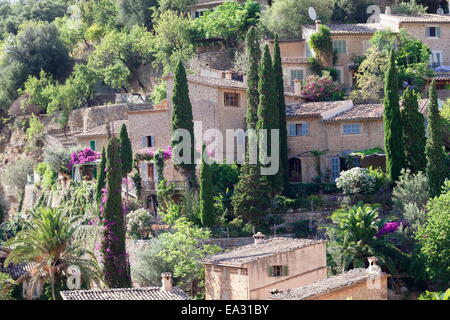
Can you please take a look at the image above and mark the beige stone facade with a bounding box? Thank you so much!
[202,237,327,300]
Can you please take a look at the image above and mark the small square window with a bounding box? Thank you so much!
[272,265,283,277]
[427,27,440,38]
[332,40,347,54]
[290,69,304,86]
[343,124,361,135]
[142,136,154,147]
[224,92,240,107]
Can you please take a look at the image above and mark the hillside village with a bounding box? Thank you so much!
[0,0,449,302]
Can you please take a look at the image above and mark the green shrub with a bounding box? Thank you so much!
[392,169,429,216]
[0,273,16,300]
[287,183,321,198]
[367,166,389,193]
[275,195,303,210]
[126,209,153,240]
[418,289,450,300]
[0,159,33,200]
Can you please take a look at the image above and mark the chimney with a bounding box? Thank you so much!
[294,79,303,96]
[315,20,321,32]
[224,70,233,80]
[367,256,382,273]
[253,232,265,244]
[161,272,173,291]
[385,6,391,15]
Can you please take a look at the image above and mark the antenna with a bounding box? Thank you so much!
[308,7,317,21]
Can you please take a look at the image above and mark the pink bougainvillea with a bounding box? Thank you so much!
[301,74,344,102]
[136,146,172,161]
[67,148,101,171]
[376,221,401,238]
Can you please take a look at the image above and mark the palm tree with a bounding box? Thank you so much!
[4,207,102,300]
[326,202,409,274]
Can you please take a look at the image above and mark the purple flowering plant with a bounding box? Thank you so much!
[67,148,101,171]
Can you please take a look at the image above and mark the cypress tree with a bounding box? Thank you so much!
[400,87,427,173]
[425,80,447,198]
[171,61,196,190]
[231,164,271,227]
[96,146,106,203]
[245,26,261,129]
[119,123,133,177]
[383,48,405,183]
[101,137,131,288]
[199,144,215,227]
[273,34,289,194]
[257,44,280,194]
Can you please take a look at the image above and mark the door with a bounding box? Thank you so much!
[288,158,302,182]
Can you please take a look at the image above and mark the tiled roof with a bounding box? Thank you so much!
[272,268,386,300]
[286,100,352,118]
[60,287,189,300]
[201,237,324,267]
[324,103,384,122]
[303,23,382,34]
[2,262,35,280]
[382,13,450,23]
[76,120,128,138]
[186,75,247,89]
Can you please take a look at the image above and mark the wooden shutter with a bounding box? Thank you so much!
[150,136,155,147]
[268,267,273,277]
[283,265,289,276]
[141,136,146,147]
[89,140,96,151]
[437,27,441,38]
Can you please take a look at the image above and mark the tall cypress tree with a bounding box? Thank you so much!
[400,87,427,173]
[96,146,107,203]
[245,26,261,130]
[383,48,405,183]
[425,80,447,198]
[119,123,133,177]
[101,137,131,288]
[171,61,196,190]
[199,144,215,227]
[273,34,289,195]
[257,44,280,194]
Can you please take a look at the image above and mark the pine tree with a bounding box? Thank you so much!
[400,87,427,173]
[119,123,133,177]
[383,49,405,183]
[96,146,106,203]
[101,137,131,288]
[171,61,196,190]
[231,164,271,227]
[199,145,215,227]
[425,80,447,198]
[257,44,280,194]
[245,26,261,130]
[273,34,289,195]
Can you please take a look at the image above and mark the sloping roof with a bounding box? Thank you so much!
[324,103,384,122]
[2,262,35,280]
[303,23,382,35]
[286,100,352,118]
[271,268,386,300]
[187,75,247,89]
[381,13,450,23]
[201,237,324,267]
[76,120,128,138]
[190,0,224,8]
[60,287,189,300]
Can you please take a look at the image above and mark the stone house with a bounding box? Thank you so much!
[76,120,127,152]
[201,233,327,300]
[271,258,389,300]
[273,11,450,95]
[189,0,272,19]
[286,99,428,183]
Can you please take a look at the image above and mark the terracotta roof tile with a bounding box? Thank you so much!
[187,75,247,89]
[60,287,189,300]
[271,268,386,300]
[303,23,382,34]
[382,13,450,23]
[324,103,384,122]
[201,237,324,267]
[286,100,353,118]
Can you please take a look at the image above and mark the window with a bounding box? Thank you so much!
[343,124,361,135]
[224,92,240,107]
[290,69,304,86]
[430,51,442,68]
[288,123,309,136]
[331,158,340,182]
[332,40,347,54]
[89,140,96,151]
[141,136,154,147]
[194,10,206,18]
[335,67,344,84]
[305,43,313,58]
[427,26,440,38]
[269,265,288,277]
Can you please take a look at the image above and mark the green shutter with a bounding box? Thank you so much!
[90,140,96,151]
[268,267,273,277]
[283,265,289,276]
